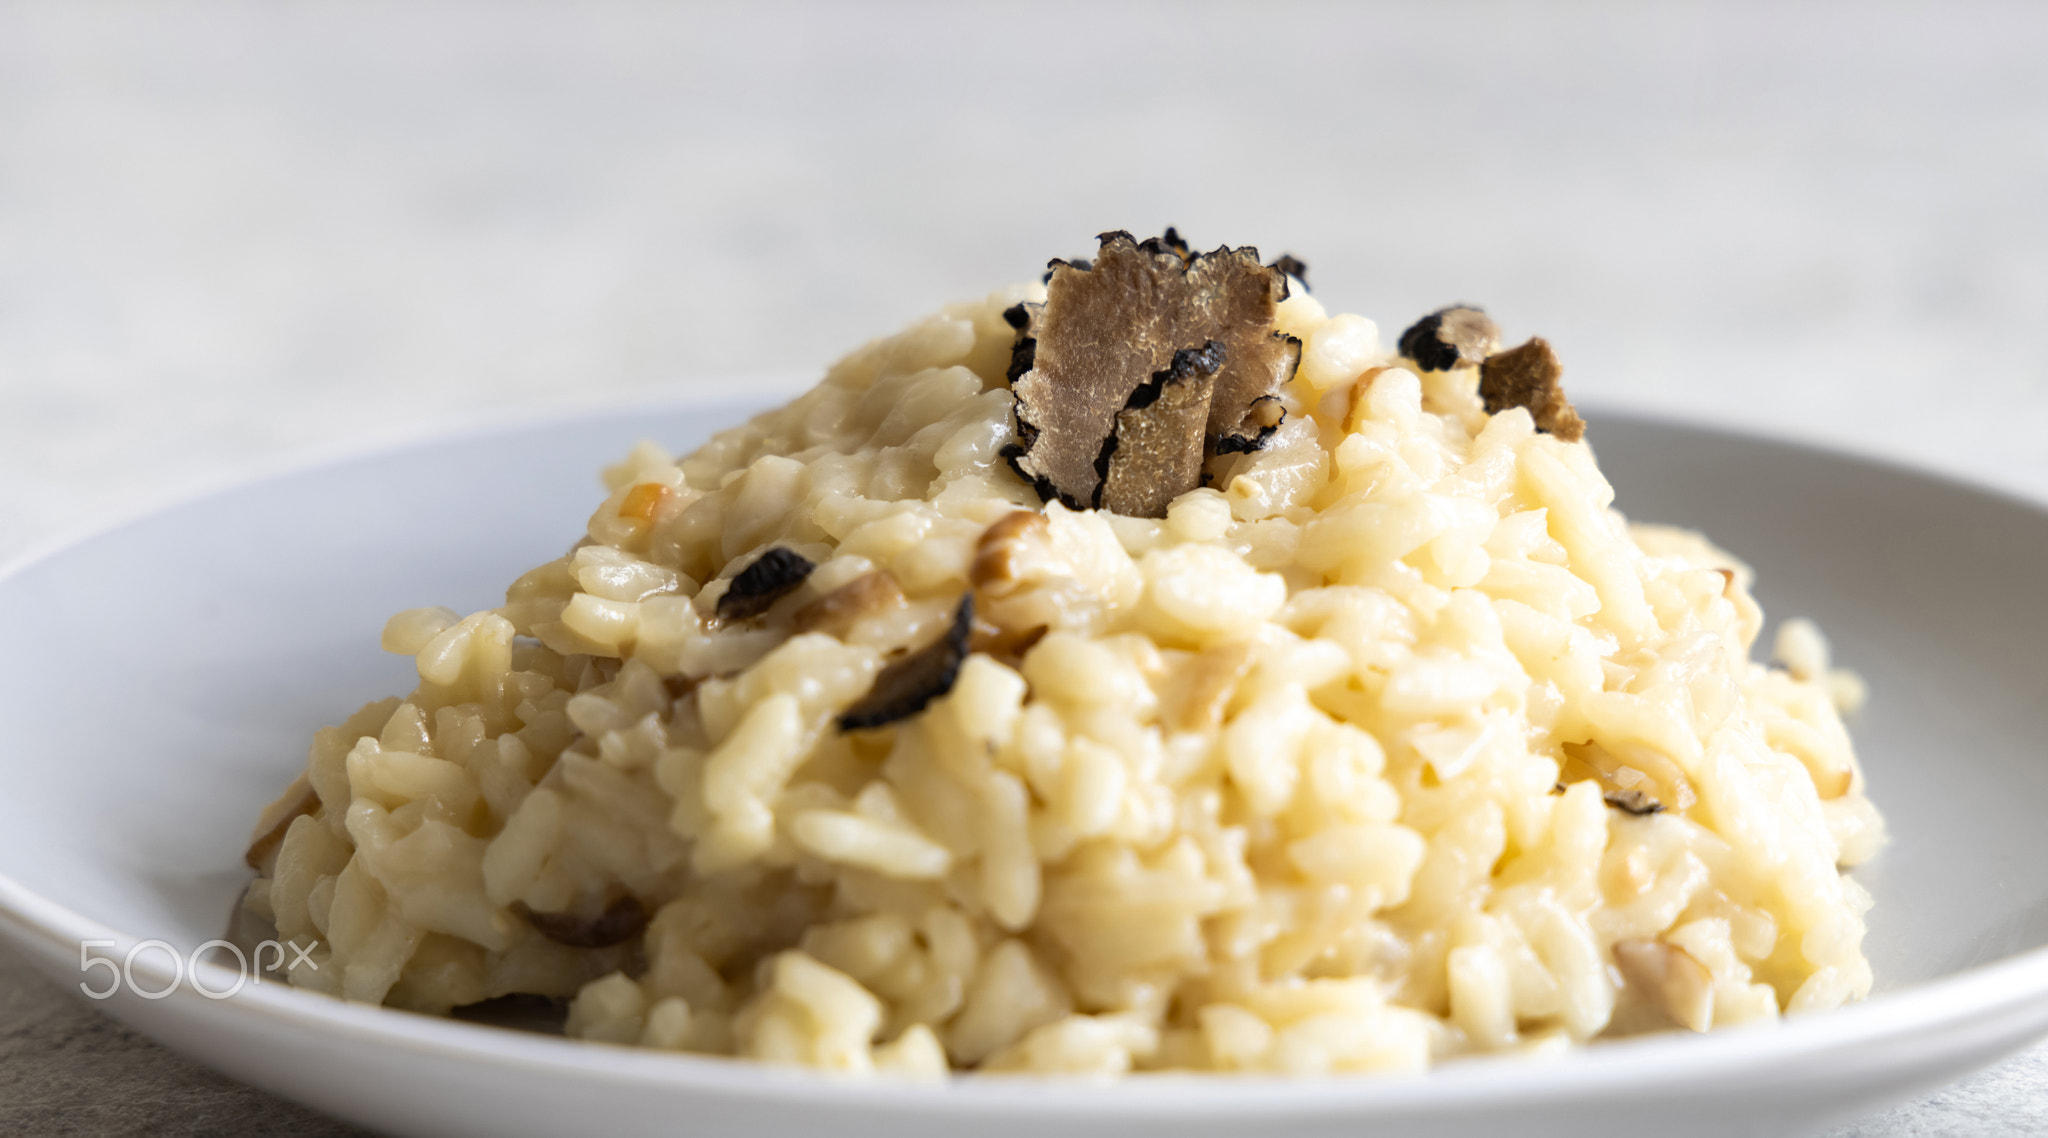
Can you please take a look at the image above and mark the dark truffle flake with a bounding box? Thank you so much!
[1271,254,1309,290]
[1603,788,1666,816]
[1003,301,1043,385]
[1212,394,1286,458]
[1141,226,1194,264]
[1006,230,1302,516]
[513,895,649,949]
[1397,306,1500,373]
[716,546,817,622]
[1041,258,1091,285]
[1100,341,1225,518]
[838,594,975,730]
[1479,337,1585,442]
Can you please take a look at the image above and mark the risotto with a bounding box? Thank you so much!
[241,232,1885,1077]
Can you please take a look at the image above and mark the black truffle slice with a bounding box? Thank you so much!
[1100,342,1225,518]
[838,594,974,730]
[1479,337,1585,442]
[1212,395,1286,456]
[512,895,649,949]
[1271,254,1309,290]
[1004,301,1043,384]
[1041,258,1091,285]
[1006,230,1301,514]
[716,546,816,622]
[1142,226,1194,264]
[1398,306,1501,373]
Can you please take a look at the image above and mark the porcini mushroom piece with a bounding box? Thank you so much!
[838,594,976,730]
[967,614,1047,665]
[1162,642,1256,733]
[1397,306,1501,372]
[1005,230,1302,515]
[792,570,906,638]
[715,546,817,622]
[513,895,650,949]
[969,510,1053,591]
[1612,938,1715,1033]
[244,773,318,870]
[1479,337,1584,442]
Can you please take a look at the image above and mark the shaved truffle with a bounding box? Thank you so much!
[1004,301,1043,383]
[1479,337,1585,442]
[716,546,816,621]
[1005,231,1301,515]
[1603,788,1666,816]
[513,895,649,949]
[1271,254,1309,289]
[1100,342,1225,518]
[1041,258,1090,285]
[1398,306,1500,372]
[1211,395,1285,456]
[838,594,975,730]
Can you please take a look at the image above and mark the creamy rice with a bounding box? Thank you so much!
[242,279,1885,1076]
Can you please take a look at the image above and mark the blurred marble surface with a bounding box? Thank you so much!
[2,1,2046,1132]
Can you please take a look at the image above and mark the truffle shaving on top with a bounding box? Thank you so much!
[1005,230,1304,516]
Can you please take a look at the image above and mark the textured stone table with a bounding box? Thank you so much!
[3,2,2046,1132]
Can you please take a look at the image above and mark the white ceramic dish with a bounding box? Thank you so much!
[4,390,2048,1137]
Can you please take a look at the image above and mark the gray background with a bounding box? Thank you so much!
[2,1,2044,1132]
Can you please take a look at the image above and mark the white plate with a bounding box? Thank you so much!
[4,391,2048,1137]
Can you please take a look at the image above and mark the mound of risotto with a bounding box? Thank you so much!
[241,231,1884,1076]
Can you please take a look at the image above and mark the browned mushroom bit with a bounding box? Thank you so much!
[969,510,1051,589]
[838,594,976,730]
[1271,254,1309,289]
[792,570,906,637]
[715,546,817,622]
[967,617,1047,665]
[1003,230,1302,517]
[1397,306,1501,372]
[1611,938,1714,1033]
[513,895,650,949]
[1478,337,1585,442]
[1162,642,1255,733]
